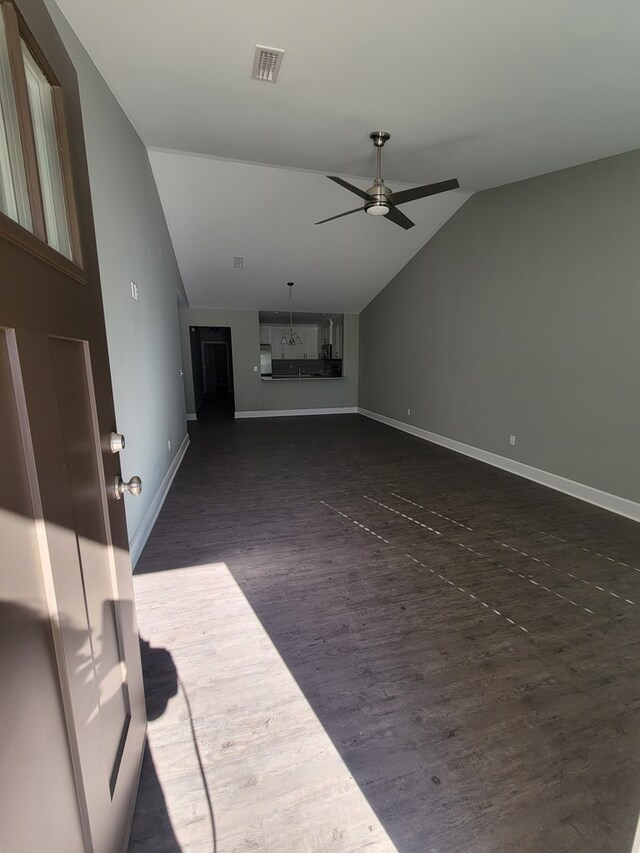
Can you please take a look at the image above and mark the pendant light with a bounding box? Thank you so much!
[281,282,303,346]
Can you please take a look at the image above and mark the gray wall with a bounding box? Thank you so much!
[359,148,640,504]
[47,2,188,547]
[180,308,358,414]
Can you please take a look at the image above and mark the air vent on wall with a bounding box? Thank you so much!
[251,45,285,83]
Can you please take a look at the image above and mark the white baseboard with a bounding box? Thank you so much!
[358,408,640,524]
[129,433,190,566]
[235,407,358,419]
[186,413,197,421]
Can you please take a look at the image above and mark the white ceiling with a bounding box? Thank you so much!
[55,0,640,309]
[148,150,470,312]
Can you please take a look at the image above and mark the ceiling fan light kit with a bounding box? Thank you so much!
[365,203,389,216]
[316,131,460,230]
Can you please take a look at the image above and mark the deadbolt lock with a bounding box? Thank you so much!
[109,432,126,453]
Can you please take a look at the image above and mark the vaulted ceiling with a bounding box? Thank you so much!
[55,0,640,310]
[148,150,469,312]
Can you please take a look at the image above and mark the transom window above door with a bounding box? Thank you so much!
[0,0,82,270]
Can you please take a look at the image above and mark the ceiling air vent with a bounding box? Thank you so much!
[251,45,285,83]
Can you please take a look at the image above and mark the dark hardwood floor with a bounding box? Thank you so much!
[130,413,640,853]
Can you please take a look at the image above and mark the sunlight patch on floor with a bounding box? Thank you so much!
[133,562,398,852]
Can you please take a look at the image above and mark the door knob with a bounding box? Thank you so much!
[114,475,142,499]
[109,432,126,453]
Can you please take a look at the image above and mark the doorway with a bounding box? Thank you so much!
[190,326,235,419]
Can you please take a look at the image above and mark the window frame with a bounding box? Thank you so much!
[0,0,83,280]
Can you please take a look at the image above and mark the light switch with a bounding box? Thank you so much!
[253,365,258,372]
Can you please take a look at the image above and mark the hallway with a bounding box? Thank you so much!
[129,414,640,852]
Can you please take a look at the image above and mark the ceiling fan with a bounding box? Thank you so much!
[316,131,460,230]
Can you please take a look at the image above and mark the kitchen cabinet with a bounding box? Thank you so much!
[272,328,287,358]
[306,327,318,358]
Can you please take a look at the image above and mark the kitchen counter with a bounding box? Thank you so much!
[262,376,346,381]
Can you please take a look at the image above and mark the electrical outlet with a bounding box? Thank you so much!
[253,365,258,372]
[509,434,516,446]
[407,408,411,416]
[130,280,138,300]
[167,439,171,452]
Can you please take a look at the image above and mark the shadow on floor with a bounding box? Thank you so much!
[128,639,182,852]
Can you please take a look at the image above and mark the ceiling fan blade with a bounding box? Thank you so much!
[327,176,373,201]
[387,178,460,207]
[386,205,415,230]
[315,206,365,225]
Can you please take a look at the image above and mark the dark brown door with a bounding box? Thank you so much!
[0,1,145,851]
